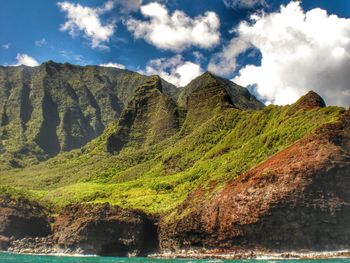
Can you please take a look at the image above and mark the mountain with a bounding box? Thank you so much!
[0,85,342,210]
[160,106,350,252]
[177,72,265,110]
[0,62,177,169]
[0,63,348,257]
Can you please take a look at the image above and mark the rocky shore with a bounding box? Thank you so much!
[0,196,159,257]
[150,249,350,260]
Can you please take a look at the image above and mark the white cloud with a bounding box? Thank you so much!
[208,38,251,75]
[12,53,39,67]
[57,1,116,49]
[141,55,203,87]
[209,2,350,107]
[223,0,266,9]
[99,62,125,69]
[192,51,204,63]
[126,2,220,52]
[2,43,11,49]
[35,38,48,47]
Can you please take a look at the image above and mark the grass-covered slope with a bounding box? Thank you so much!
[0,79,343,214]
[0,62,177,169]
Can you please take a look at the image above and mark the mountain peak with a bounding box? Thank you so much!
[106,76,180,153]
[289,90,326,115]
[177,72,264,110]
[136,75,163,94]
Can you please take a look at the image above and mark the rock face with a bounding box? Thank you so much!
[0,63,177,168]
[53,203,159,256]
[0,195,51,239]
[289,90,326,115]
[0,235,10,250]
[160,107,350,251]
[106,76,182,153]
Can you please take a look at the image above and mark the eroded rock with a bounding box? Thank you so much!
[53,203,159,256]
[0,195,51,240]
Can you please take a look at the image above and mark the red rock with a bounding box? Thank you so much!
[160,107,350,251]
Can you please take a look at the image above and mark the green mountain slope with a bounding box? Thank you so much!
[106,76,183,153]
[0,72,343,214]
[0,62,177,169]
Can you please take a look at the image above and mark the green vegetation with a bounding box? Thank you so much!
[0,66,344,214]
[0,62,177,169]
[0,102,343,213]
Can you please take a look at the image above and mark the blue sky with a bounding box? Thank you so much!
[1,0,350,107]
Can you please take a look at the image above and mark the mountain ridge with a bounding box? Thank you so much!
[0,63,263,169]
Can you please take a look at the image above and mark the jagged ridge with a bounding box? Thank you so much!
[0,62,178,168]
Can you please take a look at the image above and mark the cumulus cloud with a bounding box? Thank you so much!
[209,1,350,107]
[12,53,39,67]
[141,55,203,87]
[126,2,220,52]
[57,1,116,49]
[99,62,125,69]
[35,38,48,47]
[223,0,266,9]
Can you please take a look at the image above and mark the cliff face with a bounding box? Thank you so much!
[53,203,159,256]
[0,63,177,168]
[160,107,350,251]
[0,195,51,239]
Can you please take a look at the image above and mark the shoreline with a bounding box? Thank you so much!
[149,249,350,260]
[2,249,350,260]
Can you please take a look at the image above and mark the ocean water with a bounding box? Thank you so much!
[0,253,349,263]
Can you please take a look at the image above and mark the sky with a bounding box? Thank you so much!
[1,0,350,107]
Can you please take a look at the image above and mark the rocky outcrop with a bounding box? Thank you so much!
[160,106,350,252]
[52,203,159,256]
[0,195,51,239]
[7,236,56,254]
[288,90,326,115]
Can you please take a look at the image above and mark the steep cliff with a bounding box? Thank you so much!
[0,195,51,239]
[53,203,159,256]
[159,105,350,252]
